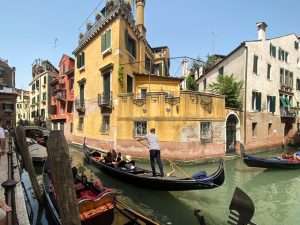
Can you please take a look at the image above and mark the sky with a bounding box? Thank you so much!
[0,0,299,89]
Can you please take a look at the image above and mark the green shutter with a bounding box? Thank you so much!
[101,33,106,52]
[82,52,85,66]
[256,93,261,111]
[106,30,111,49]
[271,96,276,113]
[77,55,80,68]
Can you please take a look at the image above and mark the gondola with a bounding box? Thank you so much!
[43,162,160,225]
[84,149,225,191]
[243,153,300,169]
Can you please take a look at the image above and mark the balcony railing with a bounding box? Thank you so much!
[98,92,112,108]
[56,92,66,101]
[280,84,293,93]
[280,107,297,118]
[75,99,85,113]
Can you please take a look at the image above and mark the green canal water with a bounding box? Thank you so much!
[69,148,300,225]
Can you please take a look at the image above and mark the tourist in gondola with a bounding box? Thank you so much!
[116,152,122,162]
[104,152,114,166]
[136,128,164,177]
[111,149,117,161]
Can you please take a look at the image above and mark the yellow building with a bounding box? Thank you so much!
[72,0,226,160]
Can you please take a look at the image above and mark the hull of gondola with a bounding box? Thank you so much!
[243,154,300,169]
[85,151,225,191]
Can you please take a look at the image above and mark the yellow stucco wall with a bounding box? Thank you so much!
[117,91,225,142]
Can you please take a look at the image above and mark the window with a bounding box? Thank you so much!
[79,84,85,105]
[32,83,35,91]
[218,67,224,76]
[284,70,289,87]
[43,76,46,85]
[127,75,133,93]
[43,92,46,101]
[126,30,136,58]
[270,43,276,58]
[37,95,40,102]
[253,55,258,74]
[78,117,84,131]
[141,89,147,99]
[280,68,284,86]
[41,109,45,119]
[268,123,272,136]
[267,64,271,80]
[77,52,85,69]
[134,121,147,137]
[252,122,257,137]
[278,48,289,62]
[32,97,35,104]
[0,67,5,76]
[252,91,261,112]
[36,80,40,90]
[267,96,276,113]
[145,55,151,72]
[203,78,207,91]
[101,29,112,53]
[200,122,212,143]
[289,72,293,89]
[295,41,299,50]
[153,63,163,76]
[70,122,73,133]
[101,115,110,133]
[296,79,300,91]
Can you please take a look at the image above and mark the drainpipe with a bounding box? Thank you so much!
[243,44,248,149]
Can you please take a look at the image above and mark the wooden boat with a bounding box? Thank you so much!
[43,163,160,225]
[243,153,300,169]
[26,137,47,163]
[43,164,115,225]
[84,149,225,191]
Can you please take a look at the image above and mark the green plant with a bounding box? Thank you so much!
[209,74,243,109]
[118,65,124,89]
[186,74,198,91]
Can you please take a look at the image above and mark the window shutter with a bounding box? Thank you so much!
[101,33,106,52]
[106,30,111,49]
[77,55,80,68]
[82,52,85,66]
[256,93,261,111]
[125,30,129,50]
[252,92,255,110]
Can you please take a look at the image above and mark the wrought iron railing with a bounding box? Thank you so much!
[98,92,112,108]
[75,99,85,113]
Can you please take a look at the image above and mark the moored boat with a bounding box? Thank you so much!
[43,163,160,225]
[243,153,300,169]
[84,148,225,191]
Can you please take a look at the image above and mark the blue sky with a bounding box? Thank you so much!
[0,0,299,89]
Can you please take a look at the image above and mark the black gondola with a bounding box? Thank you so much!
[243,153,300,169]
[84,149,225,191]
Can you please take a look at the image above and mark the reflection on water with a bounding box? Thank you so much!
[25,147,300,225]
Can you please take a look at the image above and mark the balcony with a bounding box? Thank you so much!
[280,107,297,121]
[51,113,67,121]
[75,99,85,113]
[56,92,66,101]
[279,84,293,94]
[98,92,112,108]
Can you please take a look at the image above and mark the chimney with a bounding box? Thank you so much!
[95,13,102,21]
[86,22,93,31]
[135,0,146,35]
[256,22,268,41]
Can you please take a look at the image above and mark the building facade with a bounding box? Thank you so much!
[198,22,300,152]
[71,0,226,159]
[16,89,30,125]
[0,58,17,128]
[29,59,58,126]
[50,55,75,134]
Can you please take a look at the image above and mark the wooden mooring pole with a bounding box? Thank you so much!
[15,126,43,203]
[47,130,81,225]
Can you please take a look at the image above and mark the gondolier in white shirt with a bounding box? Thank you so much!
[137,128,164,177]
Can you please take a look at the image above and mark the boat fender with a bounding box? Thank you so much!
[192,171,207,179]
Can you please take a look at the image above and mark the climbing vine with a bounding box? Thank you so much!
[118,65,124,89]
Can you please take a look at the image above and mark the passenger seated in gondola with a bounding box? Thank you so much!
[93,178,104,192]
[117,155,136,170]
[104,152,114,166]
[111,149,117,161]
[116,152,122,162]
[91,151,103,161]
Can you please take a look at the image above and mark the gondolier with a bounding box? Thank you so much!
[137,128,164,177]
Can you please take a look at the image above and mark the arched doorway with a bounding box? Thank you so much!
[226,114,239,154]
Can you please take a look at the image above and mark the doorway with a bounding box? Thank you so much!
[226,114,239,154]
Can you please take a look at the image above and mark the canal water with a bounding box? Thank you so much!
[25,147,300,225]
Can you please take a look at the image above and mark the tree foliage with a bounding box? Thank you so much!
[209,74,243,109]
[186,74,198,91]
